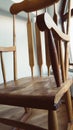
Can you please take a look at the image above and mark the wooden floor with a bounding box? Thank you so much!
[0,102,73,130]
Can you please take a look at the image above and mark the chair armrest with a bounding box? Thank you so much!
[44,12,70,41]
[54,78,73,104]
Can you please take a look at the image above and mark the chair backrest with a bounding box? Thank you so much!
[53,0,71,85]
[0,15,17,86]
[0,0,71,89]
[48,0,71,86]
[0,12,51,86]
[36,0,71,87]
[59,0,71,81]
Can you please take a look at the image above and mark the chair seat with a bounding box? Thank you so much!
[0,75,73,110]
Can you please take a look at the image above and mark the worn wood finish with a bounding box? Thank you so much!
[53,4,60,64]
[44,30,51,75]
[27,13,34,76]
[65,90,73,122]
[49,110,59,130]
[35,14,43,76]
[37,13,69,41]
[47,30,61,87]
[0,1,73,129]
[0,77,73,130]
[36,12,70,87]
[45,13,70,41]
[10,0,59,14]
[0,76,72,110]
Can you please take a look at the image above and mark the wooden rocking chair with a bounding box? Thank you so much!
[0,0,73,130]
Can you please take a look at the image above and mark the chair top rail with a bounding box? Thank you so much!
[10,0,59,14]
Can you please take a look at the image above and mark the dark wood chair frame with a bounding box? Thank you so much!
[0,0,73,130]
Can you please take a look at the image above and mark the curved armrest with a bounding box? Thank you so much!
[54,78,73,104]
[37,12,69,41]
[44,13,69,41]
[10,0,59,14]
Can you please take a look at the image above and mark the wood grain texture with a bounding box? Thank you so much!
[0,1,73,130]
[10,0,59,14]
[27,13,34,76]
[49,110,59,130]
[0,76,72,110]
[35,18,42,76]
[47,30,61,87]
[44,30,51,75]
[36,13,69,41]
[44,12,69,41]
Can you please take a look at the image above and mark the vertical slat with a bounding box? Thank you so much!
[35,12,43,76]
[44,29,51,75]
[59,40,65,82]
[13,15,17,80]
[53,4,60,65]
[0,52,6,85]
[27,13,34,77]
[65,0,71,79]
[64,0,73,123]
[47,30,61,87]
[53,4,57,24]
[60,0,67,16]
[44,9,51,75]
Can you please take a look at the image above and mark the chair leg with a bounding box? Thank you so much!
[65,90,73,122]
[48,110,59,130]
[13,108,32,130]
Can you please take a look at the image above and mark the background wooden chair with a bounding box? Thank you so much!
[0,0,73,130]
